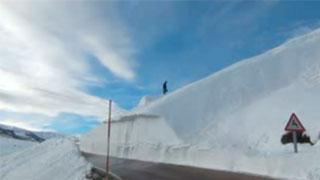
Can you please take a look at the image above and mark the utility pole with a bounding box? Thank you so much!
[106,100,112,180]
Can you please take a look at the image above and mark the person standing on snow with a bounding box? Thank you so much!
[163,81,168,95]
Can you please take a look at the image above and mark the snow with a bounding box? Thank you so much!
[0,123,65,156]
[0,136,36,156]
[0,123,64,141]
[0,138,91,180]
[80,28,320,179]
[80,114,181,155]
[136,95,161,108]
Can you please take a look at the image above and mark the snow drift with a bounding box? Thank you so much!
[0,138,91,180]
[0,136,35,156]
[80,28,320,179]
[0,124,65,156]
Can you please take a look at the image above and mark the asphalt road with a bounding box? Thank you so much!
[82,152,277,180]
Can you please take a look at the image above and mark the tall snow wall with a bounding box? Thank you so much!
[80,28,320,180]
[80,114,180,157]
[140,28,320,144]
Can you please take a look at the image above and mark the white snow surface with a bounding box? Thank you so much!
[1,138,91,180]
[137,95,161,108]
[0,136,36,156]
[80,114,181,155]
[0,124,64,140]
[81,28,320,180]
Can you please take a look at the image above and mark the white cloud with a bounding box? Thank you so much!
[0,1,131,125]
[83,35,136,80]
[0,118,52,132]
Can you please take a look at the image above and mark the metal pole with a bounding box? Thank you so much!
[292,131,298,153]
[106,100,112,180]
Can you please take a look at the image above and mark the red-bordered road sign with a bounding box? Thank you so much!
[285,113,306,132]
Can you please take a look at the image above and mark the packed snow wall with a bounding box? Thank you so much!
[80,114,181,157]
[139,28,320,145]
[80,28,320,179]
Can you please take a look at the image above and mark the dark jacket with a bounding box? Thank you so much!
[163,81,168,95]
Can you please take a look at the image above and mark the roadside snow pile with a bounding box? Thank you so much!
[81,28,320,180]
[80,114,181,155]
[0,138,91,180]
[0,136,36,156]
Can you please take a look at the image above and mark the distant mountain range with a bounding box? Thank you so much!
[0,124,64,142]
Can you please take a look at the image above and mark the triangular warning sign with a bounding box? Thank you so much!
[285,113,306,132]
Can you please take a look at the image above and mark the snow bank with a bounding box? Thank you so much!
[0,138,91,180]
[80,114,180,155]
[139,28,320,143]
[80,28,320,179]
[0,136,36,156]
[106,142,319,180]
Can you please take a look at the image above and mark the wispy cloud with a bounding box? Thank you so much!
[0,118,51,132]
[0,1,131,129]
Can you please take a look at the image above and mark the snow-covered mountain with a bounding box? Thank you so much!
[0,124,63,142]
[80,28,320,179]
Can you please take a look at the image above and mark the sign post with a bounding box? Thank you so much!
[284,113,305,153]
[106,100,112,180]
[292,131,298,153]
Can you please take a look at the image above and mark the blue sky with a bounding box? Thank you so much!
[92,1,320,109]
[0,1,320,134]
